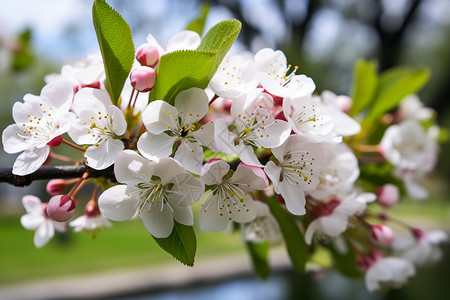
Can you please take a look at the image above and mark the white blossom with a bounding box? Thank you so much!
[365,257,415,292]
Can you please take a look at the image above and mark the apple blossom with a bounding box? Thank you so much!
[98,150,204,238]
[70,200,112,233]
[365,256,415,292]
[214,89,291,166]
[47,194,76,222]
[20,195,66,248]
[199,159,268,232]
[241,201,281,244]
[265,134,325,215]
[254,48,315,98]
[137,87,214,174]
[2,79,75,175]
[68,88,127,170]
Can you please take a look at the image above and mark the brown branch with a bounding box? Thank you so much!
[0,165,115,187]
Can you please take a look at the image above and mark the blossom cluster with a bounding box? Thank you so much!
[2,28,447,292]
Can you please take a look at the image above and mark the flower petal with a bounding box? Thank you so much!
[172,205,194,226]
[34,220,54,248]
[200,159,230,186]
[174,88,209,125]
[278,180,306,215]
[140,200,174,238]
[174,139,204,174]
[22,195,42,212]
[141,100,179,134]
[230,163,268,191]
[12,146,50,176]
[199,192,230,232]
[137,131,176,159]
[85,138,124,170]
[98,185,139,221]
[165,30,201,53]
[152,157,186,184]
[72,88,109,116]
[40,79,74,112]
[109,105,127,136]
[2,124,32,154]
[114,150,154,185]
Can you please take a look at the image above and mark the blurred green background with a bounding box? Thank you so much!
[0,0,449,299]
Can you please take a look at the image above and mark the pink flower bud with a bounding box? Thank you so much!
[46,179,67,195]
[412,227,426,241]
[85,200,101,217]
[376,184,399,208]
[371,224,395,246]
[47,135,62,148]
[46,195,76,222]
[136,43,160,68]
[130,66,156,92]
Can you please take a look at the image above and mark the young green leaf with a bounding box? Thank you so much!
[186,4,211,35]
[364,67,430,128]
[246,241,270,279]
[349,60,378,117]
[149,19,241,104]
[92,0,135,105]
[152,222,197,267]
[264,197,308,273]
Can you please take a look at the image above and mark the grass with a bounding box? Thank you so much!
[0,214,245,286]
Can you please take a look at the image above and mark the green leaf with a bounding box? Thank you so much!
[364,67,430,128]
[186,4,211,35]
[349,60,378,117]
[149,19,241,104]
[203,148,239,163]
[330,241,362,278]
[246,241,270,279]
[92,0,135,105]
[264,197,308,273]
[153,222,197,267]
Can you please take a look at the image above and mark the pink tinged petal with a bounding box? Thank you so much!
[174,140,204,174]
[22,195,42,212]
[12,146,50,176]
[200,159,230,186]
[34,220,55,248]
[145,34,164,57]
[85,138,124,170]
[264,161,282,190]
[230,163,268,191]
[172,205,194,226]
[152,157,186,185]
[199,192,230,232]
[139,200,174,238]
[21,214,45,230]
[165,30,201,53]
[114,150,153,185]
[304,219,320,245]
[2,124,30,153]
[98,185,139,221]
[278,180,306,215]
[109,105,127,136]
[142,100,179,134]
[174,88,209,125]
[72,88,109,116]
[137,131,176,159]
[40,79,74,112]
[255,119,291,148]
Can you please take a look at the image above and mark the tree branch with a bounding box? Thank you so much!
[0,165,114,187]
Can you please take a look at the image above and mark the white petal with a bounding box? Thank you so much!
[141,100,179,134]
[165,30,201,53]
[264,161,282,190]
[278,180,306,215]
[230,163,268,191]
[109,105,127,136]
[192,121,219,152]
[34,221,54,248]
[213,118,238,155]
[152,157,186,184]
[174,88,209,125]
[172,206,194,226]
[174,140,204,174]
[22,195,42,212]
[12,99,41,124]
[72,88,109,116]
[255,119,291,148]
[199,193,229,232]
[320,214,349,237]
[41,79,73,112]
[68,118,97,145]
[304,220,320,245]
[98,185,139,221]
[85,138,124,170]
[140,201,174,238]
[114,150,153,185]
[200,159,230,185]
[2,124,32,154]
[229,194,257,223]
[169,173,205,205]
[12,146,50,176]
[137,131,176,159]
[21,214,44,230]
[235,143,263,167]
[331,110,361,136]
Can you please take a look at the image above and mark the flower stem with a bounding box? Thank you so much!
[67,172,89,198]
[49,151,78,164]
[62,139,86,152]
